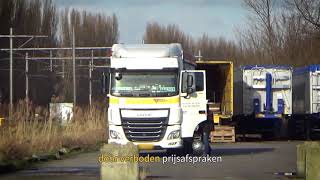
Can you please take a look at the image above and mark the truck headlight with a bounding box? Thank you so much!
[109,130,122,139]
[167,130,180,140]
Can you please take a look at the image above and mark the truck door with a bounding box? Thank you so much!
[180,70,207,138]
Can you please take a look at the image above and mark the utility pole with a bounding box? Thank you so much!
[62,58,65,79]
[25,53,29,114]
[50,50,53,72]
[25,53,29,101]
[72,27,76,106]
[9,28,13,118]
[89,50,93,106]
[0,28,110,109]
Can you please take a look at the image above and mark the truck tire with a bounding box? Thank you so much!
[192,138,203,156]
[305,117,311,140]
[289,115,305,139]
[273,120,281,139]
[280,117,289,139]
[192,131,211,156]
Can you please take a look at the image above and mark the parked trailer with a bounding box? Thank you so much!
[292,65,320,139]
[196,61,235,142]
[234,65,292,139]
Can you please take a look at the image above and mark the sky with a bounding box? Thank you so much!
[55,0,249,44]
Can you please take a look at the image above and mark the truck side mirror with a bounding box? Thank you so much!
[187,75,193,87]
[187,75,195,94]
[115,72,122,80]
[102,72,109,94]
[181,72,196,97]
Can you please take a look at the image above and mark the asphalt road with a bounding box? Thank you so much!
[0,141,301,180]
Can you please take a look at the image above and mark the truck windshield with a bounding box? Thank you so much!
[111,71,178,97]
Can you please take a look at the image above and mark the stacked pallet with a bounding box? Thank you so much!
[210,125,235,143]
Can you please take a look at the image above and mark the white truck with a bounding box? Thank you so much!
[104,43,213,155]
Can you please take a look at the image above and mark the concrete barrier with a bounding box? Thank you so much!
[306,146,320,180]
[296,143,306,177]
[297,142,320,180]
[100,143,139,180]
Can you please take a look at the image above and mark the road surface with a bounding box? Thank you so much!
[0,141,301,180]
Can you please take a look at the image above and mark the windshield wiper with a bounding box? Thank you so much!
[155,92,174,97]
[138,93,151,97]
[119,93,134,97]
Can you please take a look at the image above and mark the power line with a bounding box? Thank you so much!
[0,47,111,51]
[0,28,47,118]
[0,28,111,111]
[26,56,109,60]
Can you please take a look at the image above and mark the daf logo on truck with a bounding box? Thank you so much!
[136,112,152,117]
[154,99,166,103]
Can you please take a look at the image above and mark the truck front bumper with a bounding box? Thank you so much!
[108,124,183,149]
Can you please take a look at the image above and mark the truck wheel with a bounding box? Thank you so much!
[280,117,289,139]
[192,138,204,156]
[192,131,211,156]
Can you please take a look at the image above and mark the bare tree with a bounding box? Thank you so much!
[242,0,278,64]
[144,22,238,61]
[144,22,195,51]
[291,0,320,29]
[0,1,119,105]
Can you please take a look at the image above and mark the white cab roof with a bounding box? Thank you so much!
[111,43,183,58]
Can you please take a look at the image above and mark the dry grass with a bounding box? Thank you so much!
[0,100,107,161]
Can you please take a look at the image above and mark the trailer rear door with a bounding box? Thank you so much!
[196,61,233,121]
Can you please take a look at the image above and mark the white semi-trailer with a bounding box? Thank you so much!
[104,43,213,155]
[292,65,320,139]
[234,65,292,138]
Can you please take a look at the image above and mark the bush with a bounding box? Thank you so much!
[0,100,107,161]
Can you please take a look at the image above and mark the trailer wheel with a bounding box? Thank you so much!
[289,115,305,139]
[305,117,311,140]
[273,120,281,139]
[280,117,289,139]
[273,117,289,139]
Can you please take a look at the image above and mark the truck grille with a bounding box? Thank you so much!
[122,117,168,142]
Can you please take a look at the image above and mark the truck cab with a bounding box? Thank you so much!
[105,44,212,155]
